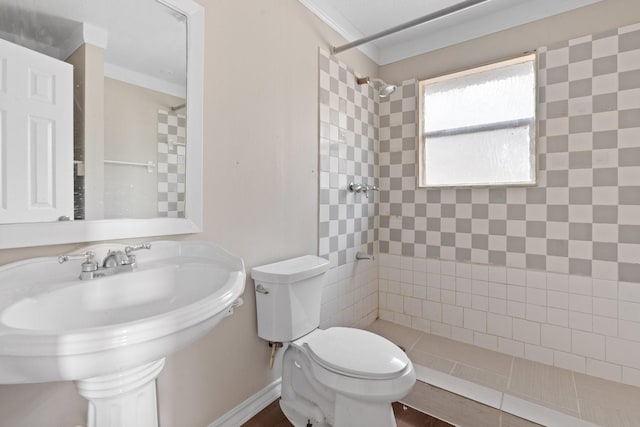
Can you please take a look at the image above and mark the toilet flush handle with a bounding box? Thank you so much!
[255,284,269,294]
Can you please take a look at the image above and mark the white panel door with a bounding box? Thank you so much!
[0,38,73,223]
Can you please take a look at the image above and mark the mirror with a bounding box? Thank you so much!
[0,0,203,248]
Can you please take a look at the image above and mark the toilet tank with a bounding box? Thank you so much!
[251,255,330,342]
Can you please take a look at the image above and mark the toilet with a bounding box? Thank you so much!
[252,255,416,427]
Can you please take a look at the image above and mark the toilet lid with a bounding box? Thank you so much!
[304,327,410,380]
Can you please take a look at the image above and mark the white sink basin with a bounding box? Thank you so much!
[0,240,245,384]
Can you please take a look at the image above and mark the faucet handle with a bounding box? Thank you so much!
[58,251,98,272]
[124,243,151,255]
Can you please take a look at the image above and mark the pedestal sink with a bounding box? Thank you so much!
[0,240,245,427]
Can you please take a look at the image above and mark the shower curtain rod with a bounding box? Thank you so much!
[332,0,490,55]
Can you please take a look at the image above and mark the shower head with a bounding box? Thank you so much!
[356,76,397,98]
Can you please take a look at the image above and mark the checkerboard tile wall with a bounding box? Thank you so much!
[318,49,378,268]
[157,109,186,218]
[378,22,640,284]
[317,49,379,328]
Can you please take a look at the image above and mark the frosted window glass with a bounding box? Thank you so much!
[419,54,537,187]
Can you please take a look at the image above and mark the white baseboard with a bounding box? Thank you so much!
[208,378,282,427]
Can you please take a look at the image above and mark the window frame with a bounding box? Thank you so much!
[417,53,538,188]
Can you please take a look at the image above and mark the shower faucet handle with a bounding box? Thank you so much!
[362,184,379,198]
[348,182,363,193]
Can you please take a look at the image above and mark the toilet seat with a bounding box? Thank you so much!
[303,327,409,380]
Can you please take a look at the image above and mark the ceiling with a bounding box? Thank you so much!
[299,0,602,65]
[0,0,187,97]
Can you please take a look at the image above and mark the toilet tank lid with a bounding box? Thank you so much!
[251,255,330,284]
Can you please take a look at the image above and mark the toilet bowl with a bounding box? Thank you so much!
[252,255,416,427]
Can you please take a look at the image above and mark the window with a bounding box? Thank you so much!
[418,54,537,187]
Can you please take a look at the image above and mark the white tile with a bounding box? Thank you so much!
[451,326,474,344]
[619,281,640,303]
[463,308,487,333]
[586,358,621,382]
[507,301,526,319]
[526,304,547,323]
[619,301,640,323]
[472,295,489,311]
[513,318,540,345]
[498,337,525,357]
[404,296,422,317]
[592,279,618,299]
[489,282,507,299]
[622,366,640,388]
[593,315,618,337]
[489,297,507,315]
[548,290,569,309]
[572,330,605,360]
[524,344,554,365]
[592,297,617,318]
[547,272,569,292]
[553,350,586,373]
[507,268,527,286]
[570,311,593,332]
[548,308,569,327]
[569,294,593,314]
[606,337,640,370]
[507,284,526,302]
[541,324,571,352]
[442,304,463,327]
[527,288,547,306]
[569,275,592,295]
[487,313,513,338]
[619,320,640,342]
[422,300,442,322]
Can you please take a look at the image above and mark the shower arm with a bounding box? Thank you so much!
[332,0,490,55]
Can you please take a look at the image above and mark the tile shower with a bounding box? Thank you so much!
[319,23,640,387]
[157,109,186,218]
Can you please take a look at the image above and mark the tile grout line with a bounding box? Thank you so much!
[571,371,582,421]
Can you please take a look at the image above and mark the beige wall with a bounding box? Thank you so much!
[0,1,376,426]
[380,0,640,83]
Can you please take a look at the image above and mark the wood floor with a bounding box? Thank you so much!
[242,400,452,427]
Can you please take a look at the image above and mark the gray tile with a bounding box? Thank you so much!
[569,42,592,62]
[547,205,569,222]
[472,234,489,250]
[569,187,592,204]
[402,83,416,98]
[619,186,640,205]
[620,70,640,91]
[526,221,547,238]
[403,216,415,230]
[593,55,617,76]
[442,204,456,217]
[415,230,426,244]
[456,189,472,203]
[547,65,568,84]
[472,204,489,219]
[547,170,569,187]
[456,248,471,261]
[593,130,618,149]
[569,79,592,98]
[547,135,569,152]
[427,217,441,231]
[547,100,568,118]
[427,190,441,203]
[441,233,455,247]
[456,218,472,233]
[489,251,507,266]
[489,219,507,235]
[427,245,441,258]
[569,115,592,133]
[507,236,526,253]
[593,93,617,113]
[619,225,640,244]
[593,242,618,262]
[569,258,592,276]
[620,29,640,52]
[402,243,415,257]
[507,204,527,220]
[489,188,507,203]
[569,223,592,240]
[593,205,618,224]
[593,168,618,186]
[619,147,640,166]
[547,239,569,257]
[620,263,640,282]
[527,254,547,270]
[619,108,640,128]
[526,188,547,204]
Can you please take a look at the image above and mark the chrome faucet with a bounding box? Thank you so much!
[59,243,151,280]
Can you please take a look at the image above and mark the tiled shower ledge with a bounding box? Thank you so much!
[366,320,640,427]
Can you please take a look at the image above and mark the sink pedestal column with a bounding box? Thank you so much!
[76,358,166,427]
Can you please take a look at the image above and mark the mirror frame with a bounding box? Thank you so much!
[0,0,204,249]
